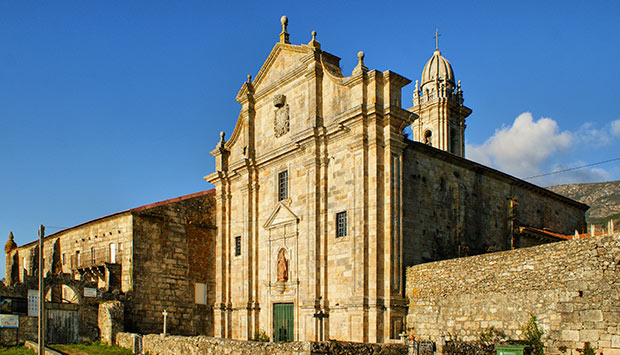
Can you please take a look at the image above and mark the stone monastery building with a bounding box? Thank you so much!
[5,17,587,344]
[204,17,586,343]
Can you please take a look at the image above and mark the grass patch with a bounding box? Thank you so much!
[0,347,36,355]
[52,341,134,355]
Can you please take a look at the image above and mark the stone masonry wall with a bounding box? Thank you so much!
[0,315,37,346]
[405,233,620,355]
[116,332,409,355]
[98,300,124,345]
[126,191,216,336]
[402,141,587,265]
[8,213,134,292]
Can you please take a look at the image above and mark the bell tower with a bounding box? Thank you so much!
[411,31,471,157]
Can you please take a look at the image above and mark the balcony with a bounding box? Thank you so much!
[70,247,122,270]
[70,247,122,291]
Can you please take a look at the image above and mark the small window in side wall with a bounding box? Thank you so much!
[195,283,207,305]
[235,236,241,256]
[278,170,288,201]
[336,211,347,238]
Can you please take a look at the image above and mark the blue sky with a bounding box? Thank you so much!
[1,1,620,275]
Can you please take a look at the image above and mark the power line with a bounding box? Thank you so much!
[524,157,620,180]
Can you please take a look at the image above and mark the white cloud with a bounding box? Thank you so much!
[576,121,620,146]
[466,112,572,179]
[612,119,620,136]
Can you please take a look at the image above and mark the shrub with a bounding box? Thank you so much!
[577,342,596,355]
[479,326,508,345]
[253,329,270,342]
[521,314,545,355]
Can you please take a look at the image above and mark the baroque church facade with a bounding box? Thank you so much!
[205,17,587,344]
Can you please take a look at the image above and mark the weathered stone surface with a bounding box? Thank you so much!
[98,300,124,345]
[116,332,408,355]
[0,316,37,346]
[6,190,217,338]
[406,233,620,354]
[204,18,587,344]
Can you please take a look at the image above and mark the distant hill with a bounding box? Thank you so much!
[547,180,620,224]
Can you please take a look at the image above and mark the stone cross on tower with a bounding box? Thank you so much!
[433,28,441,50]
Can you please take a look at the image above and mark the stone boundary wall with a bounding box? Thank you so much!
[406,233,620,355]
[98,300,124,345]
[116,332,409,355]
[0,315,37,346]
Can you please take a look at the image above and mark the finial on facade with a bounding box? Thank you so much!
[308,30,321,49]
[247,74,252,83]
[415,80,419,91]
[280,16,290,44]
[352,50,368,75]
[433,28,441,50]
[217,131,226,150]
[5,232,17,253]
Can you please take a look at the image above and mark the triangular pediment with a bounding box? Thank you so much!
[237,43,313,101]
[264,203,299,229]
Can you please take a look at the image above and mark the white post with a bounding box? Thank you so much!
[162,310,168,338]
[38,225,45,355]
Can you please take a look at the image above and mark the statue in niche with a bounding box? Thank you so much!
[277,248,289,282]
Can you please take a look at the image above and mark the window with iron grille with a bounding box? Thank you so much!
[278,170,288,201]
[235,236,241,256]
[336,211,347,238]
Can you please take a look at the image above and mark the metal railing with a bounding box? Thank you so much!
[70,247,122,269]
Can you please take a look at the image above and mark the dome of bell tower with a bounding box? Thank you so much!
[420,49,455,92]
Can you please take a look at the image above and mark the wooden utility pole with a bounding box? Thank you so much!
[38,225,45,355]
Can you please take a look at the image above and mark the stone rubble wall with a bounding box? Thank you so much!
[405,233,620,354]
[116,332,409,355]
[0,315,37,346]
[98,300,124,345]
[126,191,216,336]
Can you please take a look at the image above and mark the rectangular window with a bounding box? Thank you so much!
[110,243,117,263]
[336,211,347,238]
[195,283,207,305]
[91,247,95,264]
[278,170,288,201]
[235,236,241,256]
[62,253,66,265]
